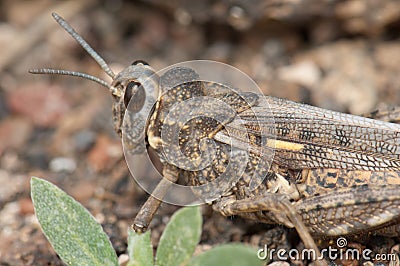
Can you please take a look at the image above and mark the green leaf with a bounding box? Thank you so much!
[155,206,202,266]
[127,229,154,266]
[189,244,265,266]
[31,177,118,266]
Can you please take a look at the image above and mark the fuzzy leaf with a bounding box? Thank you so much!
[127,229,154,266]
[31,177,118,266]
[155,206,202,266]
[189,244,265,266]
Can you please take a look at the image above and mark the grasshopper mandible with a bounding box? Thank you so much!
[30,13,400,265]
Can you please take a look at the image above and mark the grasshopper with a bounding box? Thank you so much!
[30,13,400,265]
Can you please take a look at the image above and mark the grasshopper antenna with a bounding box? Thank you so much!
[29,12,116,92]
[51,12,115,78]
[28,68,111,89]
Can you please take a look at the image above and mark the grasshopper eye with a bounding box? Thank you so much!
[124,81,145,112]
[131,60,149,66]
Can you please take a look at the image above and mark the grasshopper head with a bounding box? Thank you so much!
[110,61,158,138]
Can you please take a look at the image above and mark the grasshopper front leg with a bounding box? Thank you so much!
[214,193,326,266]
[132,164,180,232]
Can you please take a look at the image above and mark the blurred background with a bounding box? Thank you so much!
[0,0,400,265]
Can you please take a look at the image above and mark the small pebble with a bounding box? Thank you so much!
[277,61,321,87]
[118,254,129,266]
[49,157,77,173]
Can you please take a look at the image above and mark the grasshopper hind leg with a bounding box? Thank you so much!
[298,184,400,237]
[213,193,327,266]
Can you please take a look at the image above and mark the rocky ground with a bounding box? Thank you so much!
[1,0,400,265]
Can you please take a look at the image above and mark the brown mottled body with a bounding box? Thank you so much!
[140,67,400,265]
[30,13,400,266]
